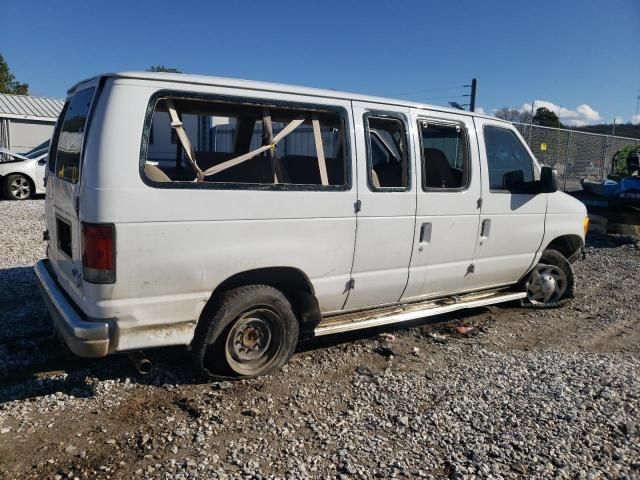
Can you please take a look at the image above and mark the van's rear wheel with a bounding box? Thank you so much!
[524,249,575,308]
[192,285,298,379]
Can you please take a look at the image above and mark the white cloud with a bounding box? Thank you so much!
[576,104,601,121]
[520,100,602,126]
[474,106,486,115]
[613,116,625,124]
[631,114,640,125]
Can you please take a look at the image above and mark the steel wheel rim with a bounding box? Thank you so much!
[526,263,567,305]
[10,177,30,199]
[225,307,283,376]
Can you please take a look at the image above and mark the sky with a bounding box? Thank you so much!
[2,0,639,126]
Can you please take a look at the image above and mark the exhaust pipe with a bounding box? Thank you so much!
[128,350,152,375]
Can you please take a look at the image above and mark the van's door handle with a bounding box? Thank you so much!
[420,222,432,243]
[480,219,491,238]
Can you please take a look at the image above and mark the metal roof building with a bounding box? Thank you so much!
[0,93,64,161]
[0,94,64,121]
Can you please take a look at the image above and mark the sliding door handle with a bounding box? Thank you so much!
[420,222,432,243]
[480,219,491,238]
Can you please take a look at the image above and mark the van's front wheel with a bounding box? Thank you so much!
[192,285,299,379]
[524,249,575,308]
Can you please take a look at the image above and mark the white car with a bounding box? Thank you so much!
[35,72,588,379]
[0,142,48,200]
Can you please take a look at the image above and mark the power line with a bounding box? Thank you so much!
[387,84,467,97]
[381,78,477,110]
[417,94,467,101]
[386,79,477,111]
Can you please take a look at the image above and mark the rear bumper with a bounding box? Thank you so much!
[34,259,110,357]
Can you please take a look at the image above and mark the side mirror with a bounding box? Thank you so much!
[503,170,525,190]
[539,166,558,193]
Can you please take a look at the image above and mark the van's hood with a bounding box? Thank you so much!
[547,191,587,215]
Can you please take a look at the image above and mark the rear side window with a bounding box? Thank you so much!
[52,88,95,183]
[420,121,469,190]
[484,126,534,191]
[142,94,349,190]
[48,103,68,173]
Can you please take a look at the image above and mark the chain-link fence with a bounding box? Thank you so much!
[512,123,640,191]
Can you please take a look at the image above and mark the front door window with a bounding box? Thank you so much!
[484,126,534,191]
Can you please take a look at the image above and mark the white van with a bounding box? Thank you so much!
[35,72,588,378]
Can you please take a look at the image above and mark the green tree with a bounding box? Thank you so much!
[147,65,181,73]
[0,54,29,95]
[533,107,562,128]
[494,107,532,124]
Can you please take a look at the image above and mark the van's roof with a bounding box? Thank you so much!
[71,71,506,123]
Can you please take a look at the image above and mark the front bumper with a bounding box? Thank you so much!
[34,259,110,357]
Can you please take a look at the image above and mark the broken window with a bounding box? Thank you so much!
[143,95,348,188]
[365,115,410,190]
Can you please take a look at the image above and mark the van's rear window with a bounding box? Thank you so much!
[52,87,95,184]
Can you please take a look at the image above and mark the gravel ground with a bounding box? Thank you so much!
[0,198,639,480]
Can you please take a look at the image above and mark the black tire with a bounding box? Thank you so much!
[191,285,299,380]
[2,174,33,200]
[523,249,575,309]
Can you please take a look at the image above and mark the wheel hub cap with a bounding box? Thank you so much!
[526,263,567,304]
[10,177,30,199]
[539,274,557,298]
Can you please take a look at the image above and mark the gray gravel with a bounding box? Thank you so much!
[0,199,50,381]
[0,198,639,480]
[0,198,46,268]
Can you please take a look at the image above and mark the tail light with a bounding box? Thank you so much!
[82,223,115,283]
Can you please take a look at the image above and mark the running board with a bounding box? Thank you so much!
[314,290,526,337]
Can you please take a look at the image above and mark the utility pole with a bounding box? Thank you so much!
[469,79,477,112]
[530,99,536,122]
[528,99,535,144]
[612,117,616,137]
[635,91,640,125]
[463,78,477,111]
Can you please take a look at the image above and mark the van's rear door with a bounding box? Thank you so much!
[45,81,100,302]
